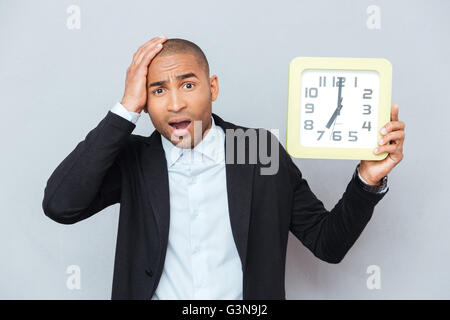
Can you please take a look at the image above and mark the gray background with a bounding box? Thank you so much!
[1,0,448,299]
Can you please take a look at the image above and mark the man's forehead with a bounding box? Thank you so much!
[148,71,200,88]
[147,55,206,86]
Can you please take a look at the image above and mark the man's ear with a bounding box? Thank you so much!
[210,75,219,102]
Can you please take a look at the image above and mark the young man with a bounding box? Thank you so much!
[42,36,405,299]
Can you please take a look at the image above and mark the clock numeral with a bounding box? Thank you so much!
[304,120,314,130]
[333,77,346,87]
[319,76,327,87]
[354,77,358,88]
[317,130,325,140]
[362,121,372,131]
[363,88,373,99]
[348,131,358,142]
[363,104,371,115]
[332,131,342,141]
[305,87,318,98]
[305,103,314,113]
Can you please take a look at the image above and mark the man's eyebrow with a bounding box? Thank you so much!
[148,72,199,88]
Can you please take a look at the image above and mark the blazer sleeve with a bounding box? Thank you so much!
[42,111,136,224]
[286,152,388,264]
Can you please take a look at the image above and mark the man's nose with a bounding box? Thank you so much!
[167,91,187,112]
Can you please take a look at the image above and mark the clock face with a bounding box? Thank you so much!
[299,69,380,149]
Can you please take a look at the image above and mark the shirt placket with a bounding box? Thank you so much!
[186,153,208,299]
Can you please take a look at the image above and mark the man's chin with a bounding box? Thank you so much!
[165,131,194,149]
[171,125,206,149]
[173,137,193,149]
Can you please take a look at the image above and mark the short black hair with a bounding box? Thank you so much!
[154,38,210,78]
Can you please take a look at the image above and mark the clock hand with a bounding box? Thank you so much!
[328,99,342,139]
[329,113,338,140]
[326,97,343,129]
[326,78,344,129]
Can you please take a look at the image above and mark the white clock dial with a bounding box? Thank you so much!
[299,69,380,148]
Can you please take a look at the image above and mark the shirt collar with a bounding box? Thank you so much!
[161,116,224,167]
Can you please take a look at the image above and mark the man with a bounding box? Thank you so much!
[42,36,405,299]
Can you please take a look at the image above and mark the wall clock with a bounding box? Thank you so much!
[286,57,392,160]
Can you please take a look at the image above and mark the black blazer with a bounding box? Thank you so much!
[42,111,388,300]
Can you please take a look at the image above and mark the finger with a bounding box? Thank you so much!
[390,104,399,122]
[132,40,155,63]
[134,40,164,67]
[136,36,166,60]
[141,35,166,48]
[134,36,166,66]
[380,120,405,135]
[137,43,164,70]
[374,143,399,155]
[133,35,165,59]
[131,36,164,67]
[378,130,404,146]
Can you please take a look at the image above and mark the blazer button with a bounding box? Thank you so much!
[145,269,153,277]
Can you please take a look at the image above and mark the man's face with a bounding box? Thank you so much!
[145,53,219,149]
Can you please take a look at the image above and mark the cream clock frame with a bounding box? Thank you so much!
[286,57,392,160]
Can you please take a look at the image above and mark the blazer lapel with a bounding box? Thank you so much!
[141,131,171,268]
[213,113,255,273]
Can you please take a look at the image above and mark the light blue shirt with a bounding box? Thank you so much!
[111,102,243,299]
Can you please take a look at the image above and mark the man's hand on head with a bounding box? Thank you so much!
[121,35,167,114]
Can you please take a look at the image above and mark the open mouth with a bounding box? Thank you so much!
[169,120,191,130]
[169,119,192,136]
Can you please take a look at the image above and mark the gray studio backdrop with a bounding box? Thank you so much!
[1,0,449,299]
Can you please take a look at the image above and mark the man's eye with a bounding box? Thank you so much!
[153,83,194,95]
